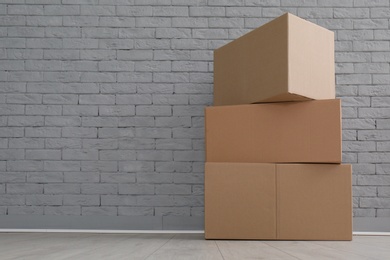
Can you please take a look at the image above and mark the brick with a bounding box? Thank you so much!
[153,6,188,16]
[63,16,98,26]
[79,95,115,105]
[353,164,376,175]
[156,117,191,127]
[137,195,173,206]
[354,0,389,7]
[378,187,390,197]
[376,164,390,174]
[81,160,117,172]
[45,116,81,127]
[155,29,191,39]
[82,207,117,216]
[25,149,61,160]
[64,195,99,206]
[44,161,80,172]
[98,128,134,138]
[117,6,152,16]
[336,74,371,85]
[101,195,136,206]
[100,150,136,161]
[173,128,203,139]
[81,117,118,128]
[26,105,62,115]
[45,27,81,38]
[371,8,390,18]
[0,127,24,137]
[99,105,135,116]
[118,207,153,216]
[155,184,191,195]
[119,29,154,40]
[343,119,375,130]
[26,16,61,26]
[101,173,136,184]
[63,149,98,161]
[118,184,154,195]
[8,116,44,127]
[99,17,135,27]
[25,127,61,138]
[27,195,62,206]
[0,83,26,93]
[8,206,43,215]
[27,172,63,183]
[44,5,80,15]
[136,17,171,27]
[81,5,115,15]
[118,161,154,172]
[63,105,98,116]
[45,138,82,149]
[43,72,81,83]
[0,105,24,116]
[359,108,390,119]
[119,117,154,127]
[360,198,390,208]
[8,27,44,37]
[118,138,155,150]
[99,61,134,72]
[81,184,117,195]
[137,150,173,161]
[136,105,171,116]
[0,171,23,183]
[354,209,375,217]
[81,50,115,61]
[175,84,212,93]
[117,50,152,61]
[155,207,190,216]
[43,94,78,105]
[174,151,204,162]
[8,138,43,149]
[135,128,171,138]
[137,84,174,94]
[82,139,118,149]
[156,162,192,173]
[44,206,80,216]
[0,195,25,206]
[173,173,204,184]
[117,72,152,83]
[7,184,43,194]
[358,153,390,163]
[7,160,43,171]
[64,172,99,183]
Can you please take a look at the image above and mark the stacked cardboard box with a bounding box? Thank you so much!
[205,13,352,241]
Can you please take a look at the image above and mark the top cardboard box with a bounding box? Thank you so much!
[214,13,335,105]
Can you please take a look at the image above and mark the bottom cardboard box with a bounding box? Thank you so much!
[205,163,352,240]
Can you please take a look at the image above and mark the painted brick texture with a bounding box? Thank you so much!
[0,0,389,220]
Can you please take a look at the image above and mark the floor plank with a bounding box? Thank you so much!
[263,240,376,260]
[216,240,300,260]
[313,240,390,260]
[146,233,224,260]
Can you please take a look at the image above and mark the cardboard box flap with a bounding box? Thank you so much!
[205,162,276,240]
[276,164,352,240]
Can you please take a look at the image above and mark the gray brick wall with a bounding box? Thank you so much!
[0,0,389,223]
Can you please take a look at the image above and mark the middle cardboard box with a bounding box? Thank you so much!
[205,99,341,163]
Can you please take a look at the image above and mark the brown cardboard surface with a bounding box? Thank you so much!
[205,99,341,163]
[214,13,335,106]
[277,164,352,241]
[204,163,276,239]
[204,163,352,240]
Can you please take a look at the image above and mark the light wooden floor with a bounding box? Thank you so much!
[0,233,389,259]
